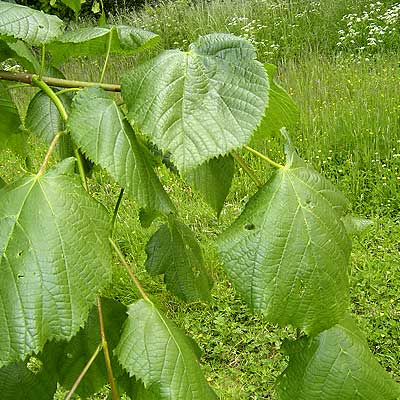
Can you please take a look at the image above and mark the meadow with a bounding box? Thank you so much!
[1,0,399,398]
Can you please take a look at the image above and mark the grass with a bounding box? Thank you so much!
[1,0,400,398]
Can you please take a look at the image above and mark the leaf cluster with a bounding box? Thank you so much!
[0,2,398,399]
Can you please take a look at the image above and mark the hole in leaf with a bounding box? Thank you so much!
[17,250,23,257]
[244,223,255,230]
[17,274,24,278]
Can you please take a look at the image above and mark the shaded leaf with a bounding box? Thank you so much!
[55,298,126,398]
[185,154,234,216]
[252,63,299,142]
[0,352,57,399]
[0,2,64,45]
[25,90,74,160]
[145,215,212,302]
[0,158,112,367]
[48,25,159,64]
[217,138,351,334]
[0,81,25,155]
[115,300,217,400]
[0,38,40,72]
[0,177,6,188]
[138,208,161,228]
[68,86,175,214]
[122,33,268,171]
[118,375,161,399]
[277,316,400,400]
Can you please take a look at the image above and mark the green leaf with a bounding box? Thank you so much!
[25,91,74,160]
[185,155,234,216]
[0,353,57,399]
[48,25,159,64]
[277,316,400,400]
[55,298,126,397]
[138,208,161,228]
[118,375,161,399]
[122,33,268,171]
[145,215,212,302]
[0,81,25,155]
[0,158,112,367]
[341,215,373,235]
[252,63,299,142]
[60,0,81,16]
[0,176,6,188]
[0,2,64,45]
[217,139,351,334]
[0,38,41,73]
[68,87,175,214]
[115,300,217,400]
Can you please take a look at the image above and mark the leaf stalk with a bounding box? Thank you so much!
[100,30,113,83]
[36,131,63,177]
[244,145,284,169]
[109,238,151,303]
[97,298,119,400]
[64,342,103,400]
[233,152,263,188]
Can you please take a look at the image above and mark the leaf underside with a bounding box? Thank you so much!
[115,300,217,400]
[68,87,175,214]
[145,215,212,302]
[122,33,269,171]
[48,25,159,64]
[0,2,64,45]
[217,140,352,334]
[185,154,235,216]
[277,316,400,400]
[0,159,112,367]
[252,63,299,142]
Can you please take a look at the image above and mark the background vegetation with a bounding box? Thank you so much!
[2,0,399,398]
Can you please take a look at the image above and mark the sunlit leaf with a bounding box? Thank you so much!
[145,215,212,301]
[277,316,400,400]
[0,158,112,367]
[122,33,268,171]
[0,2,64,45]
[217,136,351,334]
[115,300,217,399]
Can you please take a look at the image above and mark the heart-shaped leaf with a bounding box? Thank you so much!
[217,138,351,334]
[122,33,268,171]
[0,158,112,367]
[0,2,64,45]
[115,300,217,400]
